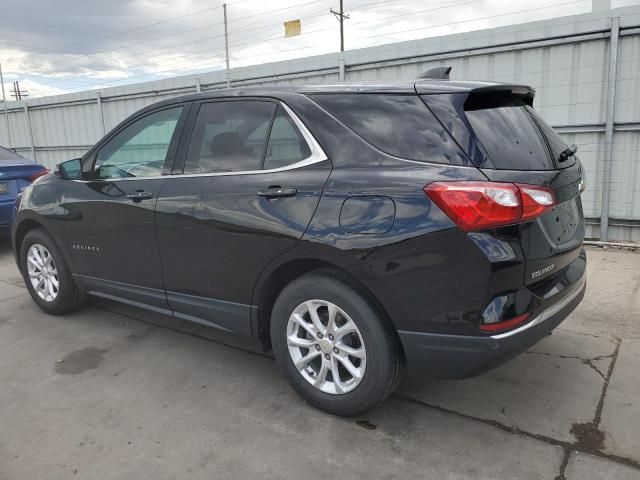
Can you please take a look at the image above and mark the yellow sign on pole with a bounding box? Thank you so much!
[284,19,301,38]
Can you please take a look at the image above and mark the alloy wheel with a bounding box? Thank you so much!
[27,243,59,302]
[286,299,366,394]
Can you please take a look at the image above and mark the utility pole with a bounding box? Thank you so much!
[330,0,349,52]
[223,3,231,88]
[0,63,13,147]
[10,81,28,101]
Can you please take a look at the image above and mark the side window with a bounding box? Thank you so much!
[263,106,311,170]
[184,101,276,174]
[94,106,183,179]
[311,93,463,164]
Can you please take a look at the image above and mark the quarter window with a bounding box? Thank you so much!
[310,93,463,164]
[95,106,183,179]
[183,101,276,174]
[263,106,311,170]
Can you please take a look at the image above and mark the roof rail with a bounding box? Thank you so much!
[417,66,452,80]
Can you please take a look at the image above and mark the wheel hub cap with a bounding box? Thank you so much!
[319,338,333,353]
[286,299,367,395]
[26,243,59,303]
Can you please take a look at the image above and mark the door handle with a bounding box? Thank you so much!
[256,186,297,199]
[127,190,153,202]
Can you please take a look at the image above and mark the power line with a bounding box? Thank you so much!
[21,2,337,88]
[67,0,573,90]
[0,6,222,55]
[353,0,588,44]
[19,0,329,76]
[25,0,590,93]
[72,0,326,61]
[8,0,455,86]
[115,0,474,71]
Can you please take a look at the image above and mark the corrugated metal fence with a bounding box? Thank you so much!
[1,5,639,241]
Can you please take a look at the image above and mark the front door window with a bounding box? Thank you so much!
[94,106,183,179]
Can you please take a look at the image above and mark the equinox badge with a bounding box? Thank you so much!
[531,264,555,279]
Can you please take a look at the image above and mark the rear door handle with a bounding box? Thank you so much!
[127,190,154,202]
[256,186,297,199]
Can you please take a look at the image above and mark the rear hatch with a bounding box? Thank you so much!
[420,85,585,286]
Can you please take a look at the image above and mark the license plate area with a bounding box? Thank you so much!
[539,196,582,246]
[0,182,10,195]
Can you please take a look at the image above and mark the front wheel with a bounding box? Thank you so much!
[271,270,404,416]
[19,228,85,314]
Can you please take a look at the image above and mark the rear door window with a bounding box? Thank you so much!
[310,93,469,165]
[464,95,564,171]
[183,101,276,174]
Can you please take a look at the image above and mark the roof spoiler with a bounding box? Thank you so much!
[417,66,451,80]
[467,85,536,106]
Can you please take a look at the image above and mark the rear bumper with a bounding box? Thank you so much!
[398,272,586,379]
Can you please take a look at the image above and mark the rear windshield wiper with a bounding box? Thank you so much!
[559,144,578,162]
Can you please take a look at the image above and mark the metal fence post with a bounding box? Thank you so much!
[2,103,10,148]
[338,56,346,82]
[0,62,12,147]
[600,16,620,241]
[96,91,106,137]
[23,102,36,161]
[223,3,231,88]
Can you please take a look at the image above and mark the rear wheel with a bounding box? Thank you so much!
[20,228,84,314]
[271,270,404,416]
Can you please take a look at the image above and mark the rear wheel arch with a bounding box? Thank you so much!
[253,258,403,359]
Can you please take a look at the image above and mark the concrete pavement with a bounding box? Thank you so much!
[0,243,638,479]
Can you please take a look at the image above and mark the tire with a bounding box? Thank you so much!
[19,228,85,315]
[271,269,404,416]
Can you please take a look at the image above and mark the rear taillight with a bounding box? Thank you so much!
[424,181,556,231]
[478,313,531,333]
[519,185,555,221]
[27,168,49,183]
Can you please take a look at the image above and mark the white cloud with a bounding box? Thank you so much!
[0,0,638,98]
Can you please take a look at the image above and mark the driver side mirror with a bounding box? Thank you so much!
[56,158,83,180]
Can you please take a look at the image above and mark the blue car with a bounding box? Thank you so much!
[0,146,48,235]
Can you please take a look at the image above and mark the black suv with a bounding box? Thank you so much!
[12,73,586,416]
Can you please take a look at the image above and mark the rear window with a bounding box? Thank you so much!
[310,93,469,165]
[528,107,575,168]
[464,94,566,171]
[0,145,25,162]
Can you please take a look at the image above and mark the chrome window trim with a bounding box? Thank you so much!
[74,100,328,183]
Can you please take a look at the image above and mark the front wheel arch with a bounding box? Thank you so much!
[14,218,45,265]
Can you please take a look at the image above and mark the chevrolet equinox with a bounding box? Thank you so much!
[12,70,586,416]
